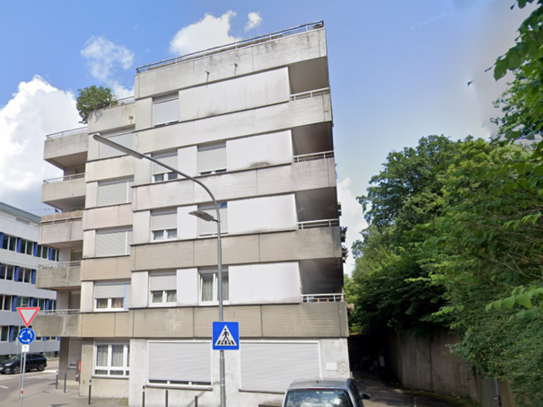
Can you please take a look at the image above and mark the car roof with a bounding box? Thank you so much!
[287,378,352,390]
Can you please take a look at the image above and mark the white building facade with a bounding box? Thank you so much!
[0,202,59,360]
[35,21,349,406]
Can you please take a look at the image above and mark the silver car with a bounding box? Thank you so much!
[283,378,370,407]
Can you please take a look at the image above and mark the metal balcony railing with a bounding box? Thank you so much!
[293,151,334,163]
[290,88,330,101]
[46,127,88,140]
[38,309,80,316]
[302,293,344,303]
[136,21,324,73]
[298,219,340,229]
[43,173,85,184]
[39,261,81,269]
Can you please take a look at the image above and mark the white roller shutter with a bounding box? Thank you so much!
[94,281,128,299]
[100,131,134,159]
[240,342,320,393]
[95,229,131,257]
[149,272,176,291]
[198,143,226,174]
[198,205,227,236]
[97,179,132,206]
[152,152,178,174]
[148,341,211,383]
[154,94,179,126]
[151,210,177,231]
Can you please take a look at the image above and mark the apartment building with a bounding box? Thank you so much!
[0,202,59,360]
[34,21,348,406]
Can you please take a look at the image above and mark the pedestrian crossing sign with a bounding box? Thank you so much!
[212,322,239,350]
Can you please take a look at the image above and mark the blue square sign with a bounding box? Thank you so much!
[212,322,239,350]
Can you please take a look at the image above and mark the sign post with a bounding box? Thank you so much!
[16,307,39,407]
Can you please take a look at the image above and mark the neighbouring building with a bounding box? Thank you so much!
[0,201,60,361]
[34,21,349,406]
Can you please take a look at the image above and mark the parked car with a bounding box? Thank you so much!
[0,353,47,374]
[283,378,370,407]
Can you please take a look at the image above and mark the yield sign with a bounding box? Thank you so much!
[17,307,40,328]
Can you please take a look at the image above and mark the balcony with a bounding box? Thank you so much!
[44,127,88,169]
[39,211,84,248]
[37,261,81,289]
[33,311,81,337]
[42,173,86,212]
[302,293,344,303]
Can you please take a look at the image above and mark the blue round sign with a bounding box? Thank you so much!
[17,328,35,344]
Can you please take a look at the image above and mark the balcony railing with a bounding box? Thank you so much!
[38,309,80,316]
[39,261,81,269]
[302,293,344,303]
[43,173,85,184]
[293,151,334,163]
[290,88,330,101]
[298,219,340,229]
[46,127,88,140]
[136,21,324,73]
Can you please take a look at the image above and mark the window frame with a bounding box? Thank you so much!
[0,295,13,311]
[0,326,9,342]
[199,268,229,305]
[149,271,177,307]
[93,342,130,378]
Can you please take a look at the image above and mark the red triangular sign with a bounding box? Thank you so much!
[17,307,40,328]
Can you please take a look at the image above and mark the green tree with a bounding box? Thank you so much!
[76,85,115,124]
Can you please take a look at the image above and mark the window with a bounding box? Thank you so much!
[198,143,226,175]
[199,268,229,303]
[149,272,177,305]
[240,342,320,393]
[99,130,134,159]
[95,228,133,257]
[17,268,32,283]
[0,264,15,281]
[148,341,211,386]
[94,343,130,377]
[197,203,227,236]
[153,94,179,126]
[151,209,177,241]
[16,297,30,307]
[20,239,34,255]
[97,178,133,207]
[36,245,57,260]
[94,281,130,311]
[0,326,8,342]
[2,234,16,251]
[0,295,12,311]
[152,152,178,182]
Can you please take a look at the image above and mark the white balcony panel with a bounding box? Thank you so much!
[86,156,135,182]
[227,130,292,171]
[228,194,297,235]
[42,177,86,204]
[179,68,289,122]
[229,262,301,305]
[83,204,133,231]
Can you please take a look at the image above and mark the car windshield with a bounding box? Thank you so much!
[285,389,354,407]
[5,355,19,362]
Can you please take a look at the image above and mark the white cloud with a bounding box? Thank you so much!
[337,177,362,216]
[0,76,81,214]
[245,12,262,32]
[81,36,134,97]
[169,11,241,55]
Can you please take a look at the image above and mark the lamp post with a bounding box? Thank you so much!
[93,134,227,407]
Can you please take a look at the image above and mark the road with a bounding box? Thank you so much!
[0,367,57,402]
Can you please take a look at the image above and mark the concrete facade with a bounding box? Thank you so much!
[35,21,348,406]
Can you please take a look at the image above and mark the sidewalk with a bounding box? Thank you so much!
[0,361,127,407]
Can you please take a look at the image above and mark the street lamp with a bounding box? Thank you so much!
[93,133,227,407]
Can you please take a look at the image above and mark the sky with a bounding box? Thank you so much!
[0,0,535,273]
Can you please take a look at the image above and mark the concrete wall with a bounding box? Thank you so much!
[131,227,341,271]
[83,204,133,230]
[44,131,88,161]
[36,264,81,289]
[87,102,136,135]
[42,177,86,204]
[135,29,327,99]
[39,218,83,246]
[387,329,479,399]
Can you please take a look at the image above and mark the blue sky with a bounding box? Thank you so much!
[0,0,533,272]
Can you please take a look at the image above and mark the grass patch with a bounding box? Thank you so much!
[404,389,479,407]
